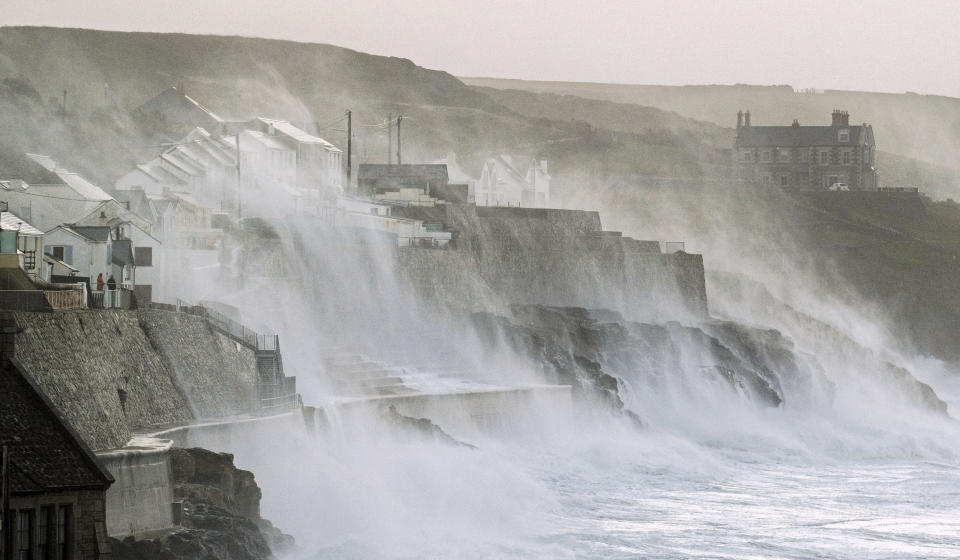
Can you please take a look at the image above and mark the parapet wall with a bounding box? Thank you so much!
[10,309,261,451]
[394,205,708,321]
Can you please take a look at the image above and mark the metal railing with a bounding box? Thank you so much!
[148,298,301,412]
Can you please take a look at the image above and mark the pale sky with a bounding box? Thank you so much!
[4,0,960,97]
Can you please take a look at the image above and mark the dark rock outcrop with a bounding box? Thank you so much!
[381,405,478,449]
[111,448,293,560]
[472,305,793,416]
[471,303,949,419]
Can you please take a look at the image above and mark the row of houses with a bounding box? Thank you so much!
[0,154,163,304]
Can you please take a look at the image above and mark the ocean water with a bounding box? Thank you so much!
[227,396,960,560]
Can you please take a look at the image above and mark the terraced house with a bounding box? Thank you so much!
[734,109,878,190]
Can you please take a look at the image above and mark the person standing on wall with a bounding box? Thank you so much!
[96,272,104,291]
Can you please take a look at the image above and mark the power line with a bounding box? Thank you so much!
[0,189,104,202]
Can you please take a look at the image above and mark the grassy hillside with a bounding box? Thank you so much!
[0,26,723,189]
[462,78,960,182]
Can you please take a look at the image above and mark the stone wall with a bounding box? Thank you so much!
[10,309,262,451]
[394,205,708,321]
[12,310,190,450]
[138,310,259,418]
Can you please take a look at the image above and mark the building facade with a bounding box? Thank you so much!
[734,110,878,190]
[476,155,550,207]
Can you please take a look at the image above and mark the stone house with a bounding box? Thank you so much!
[734,109,878,190]
[0,358,114,560]
[476,155,550,208]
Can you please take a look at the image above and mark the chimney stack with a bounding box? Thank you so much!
[744,110,751,127]
[792,119,799,128]
[737,110,743,129]
[832,109,849,127]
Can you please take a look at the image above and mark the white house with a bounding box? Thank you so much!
[477,155,550,208]
[43,225,113,283]
[43,222,163,303]
[254,117,343,194]
[226,129,302,218]
[115,127,236,212]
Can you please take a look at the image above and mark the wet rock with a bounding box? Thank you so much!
[381,404,478,449]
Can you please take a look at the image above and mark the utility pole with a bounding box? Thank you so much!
[387,113,393,165]
[234,134,242,220]
[2,446,10,560]
[396,115,402,165]
[346,110,352,189]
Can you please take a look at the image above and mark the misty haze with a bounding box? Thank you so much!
[1,2,960,559]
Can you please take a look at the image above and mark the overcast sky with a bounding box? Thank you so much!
[4,0,960,97]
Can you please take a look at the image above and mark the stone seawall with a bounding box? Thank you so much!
[394,205,708,321]
[138,310,259,418]
[10,309,261,451]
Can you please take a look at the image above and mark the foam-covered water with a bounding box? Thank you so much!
[221,386,960,560]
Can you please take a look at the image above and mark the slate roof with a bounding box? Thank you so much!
[68,226,111,242]
[24,153,113,201]
[735,125,875,148]
[134,87,224,124]
[256,118,341,151]
[0,359,114,494]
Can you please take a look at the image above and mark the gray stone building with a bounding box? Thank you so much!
[734,110,877,190]
[0,356,114,560]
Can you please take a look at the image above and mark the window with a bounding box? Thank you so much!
[57,506,70,560]
[23,250,36,270]
[741,150,753,162]
[838,129,850,142]
[762,175,772,185]
[761,150,772,162]
[134,247,153,267]
[780,175,789,186]
[820,151,830,164]
[800,150,810,163]
[842,151,851,164]
[778,149,790,162]
[39,506,52,560]
[51,246,65,261]
[17,510,32,560]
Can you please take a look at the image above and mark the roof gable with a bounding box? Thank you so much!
[0,359,114,493]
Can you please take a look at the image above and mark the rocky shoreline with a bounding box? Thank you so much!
[111,448,293,560]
